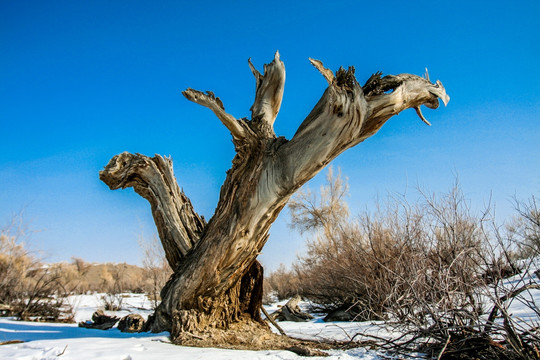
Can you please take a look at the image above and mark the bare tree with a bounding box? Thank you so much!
[99,53,449,347]
[139,233,172,309]
[508,195,540,258]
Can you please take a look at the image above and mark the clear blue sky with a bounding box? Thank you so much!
[1,1,539,271]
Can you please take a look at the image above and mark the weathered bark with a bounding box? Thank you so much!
[100,52,449,347]
[100,153,205,269]
[78,310,119,330]
[270,295,313,322]
[118,314,145,333]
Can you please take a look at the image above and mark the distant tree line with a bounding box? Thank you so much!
[0,217,171,321]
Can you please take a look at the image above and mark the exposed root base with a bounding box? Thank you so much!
[170,320,330,356]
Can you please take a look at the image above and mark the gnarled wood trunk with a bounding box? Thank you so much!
[99,52,449,348]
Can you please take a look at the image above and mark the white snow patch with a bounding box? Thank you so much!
[0,294,392,360]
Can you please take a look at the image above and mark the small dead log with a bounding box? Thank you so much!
[324,310,355,322]
[118,314,146,333]
[271,295,313,322]
[78,310,119,330]
[286,345,328,357]
[0,340,24,346]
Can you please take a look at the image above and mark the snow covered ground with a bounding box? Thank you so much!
[1,265,538,360]
[0,294,394,360]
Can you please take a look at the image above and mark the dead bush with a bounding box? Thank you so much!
[289,171,539,359]
[99,263,129,311]
[139,233,172,308]
[264,264,300,302]
[507,195,540,259]
[0,215,73,322]
[290,174,492,323]
[101,292,124,311]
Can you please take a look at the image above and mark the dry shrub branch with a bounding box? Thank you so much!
[139,233,172,309]
[0,214,73,322]
[281,169,539,359]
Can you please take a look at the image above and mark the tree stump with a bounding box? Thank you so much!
[78,310,119,330]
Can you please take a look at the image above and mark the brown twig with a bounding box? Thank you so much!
[57,344,68,356]
[437,335,451,360]
[261,306,286,336]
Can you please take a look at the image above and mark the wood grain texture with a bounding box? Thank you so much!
[99,153,205,269]
[100,54,449,342]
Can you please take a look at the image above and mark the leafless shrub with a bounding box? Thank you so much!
[289,168,365,314]
[290,173,493,320]
[101,293,124,311]
[264,264,300,302]
[507,195,540,259]
[99,263,128,311]
[139,233,172,309]
[0,215,73,322]
[289,170,539,359]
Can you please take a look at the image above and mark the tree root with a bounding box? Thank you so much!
[170,319,332,356]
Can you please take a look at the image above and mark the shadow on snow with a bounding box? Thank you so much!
[0,318,168,343]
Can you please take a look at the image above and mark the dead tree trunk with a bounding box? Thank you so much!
[99,53,449,348]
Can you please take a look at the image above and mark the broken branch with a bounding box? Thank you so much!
[182,88,245,141]
[309,58,334,85]
[249,51,286,134]
[99,152,206,268]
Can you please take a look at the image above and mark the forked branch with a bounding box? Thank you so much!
[278,60,449,193]
[309,58,335,85]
